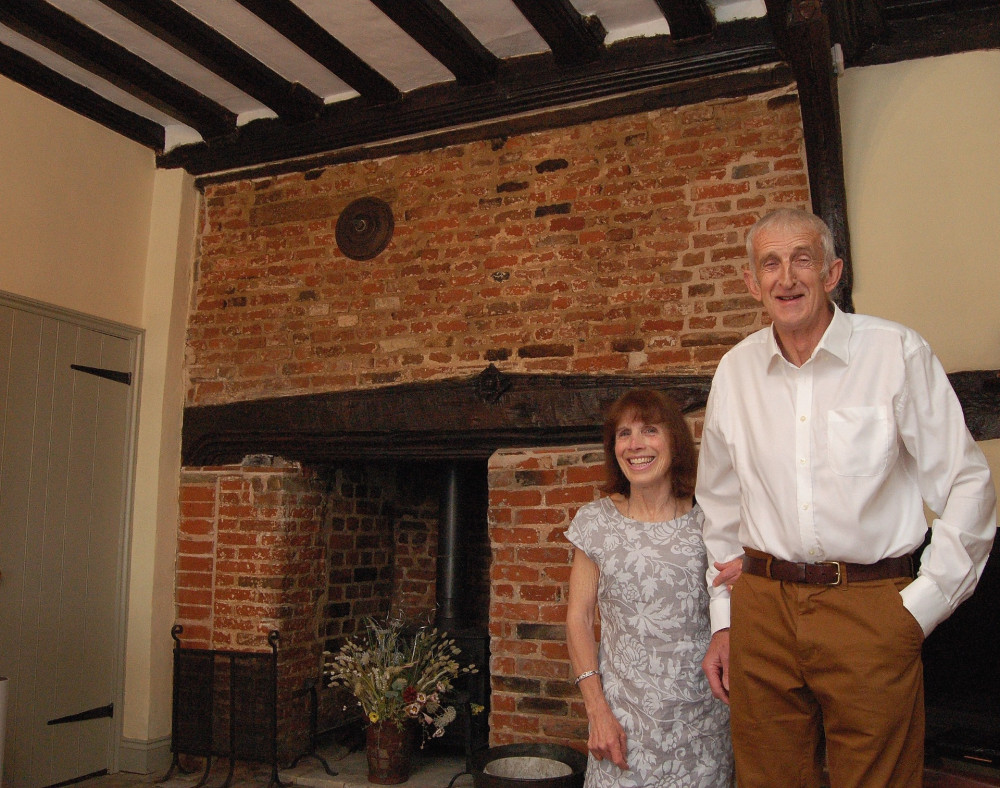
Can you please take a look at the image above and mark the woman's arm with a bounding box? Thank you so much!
[566,549,629,771]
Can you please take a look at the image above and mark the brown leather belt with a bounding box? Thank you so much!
[742,547,915,586]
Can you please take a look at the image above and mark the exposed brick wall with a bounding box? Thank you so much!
[188,86,807,407]
[177,85,810,753]
[176,460,328,755]
[487,445,604,746]
[390,473,440,623]
[176,459,494,746]
[322,464,396,643]
[486,417,704,748]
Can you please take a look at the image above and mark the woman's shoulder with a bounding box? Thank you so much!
[573,496,620,522]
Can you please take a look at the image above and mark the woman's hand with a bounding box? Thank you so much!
[586,700,629,771]
[712,556,743,591]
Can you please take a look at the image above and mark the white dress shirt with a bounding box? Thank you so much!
[697,305,997,636]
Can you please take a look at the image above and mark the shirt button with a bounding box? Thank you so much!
[800,415,807,422]
[808,549,816,556]
[802,503,810,510]
[800,458,806,465]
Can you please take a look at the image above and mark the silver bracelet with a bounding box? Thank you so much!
[574,669,601,685]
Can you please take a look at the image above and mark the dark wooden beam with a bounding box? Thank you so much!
[230,0,401,105]
[367,0,499,85]
[824,0,885,63]
[952,371,1000,443]
[182,368,1000,466]
[852,1,1000,66]
[508,0,607,64]
[0,0,236,139]
[0,42,165,150]
[652,0,716,40]
[93,0,324,123]
[182,369,715,465]
[164,20,781,176]
[763,0,854,313]
[192,61,792,187]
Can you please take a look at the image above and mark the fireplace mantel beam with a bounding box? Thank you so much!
[181,368,1000,467]
[182,370,713,465]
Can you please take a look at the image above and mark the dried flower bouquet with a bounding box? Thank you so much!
[324,617,478,745]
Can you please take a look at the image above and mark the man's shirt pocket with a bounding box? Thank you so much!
[828,406,890,477]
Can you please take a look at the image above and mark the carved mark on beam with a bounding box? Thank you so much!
[763,0,854,313]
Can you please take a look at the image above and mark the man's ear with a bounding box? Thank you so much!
[743,266,762,301]
[823,258,844,294]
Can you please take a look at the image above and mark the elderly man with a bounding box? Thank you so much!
[697,208,996,787]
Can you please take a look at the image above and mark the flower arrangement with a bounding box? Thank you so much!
[324,616,478,745]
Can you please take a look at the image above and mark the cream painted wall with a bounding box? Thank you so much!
[0,79,154,327]
[840,50,1000,373]
[0,75,197,772]
[840,51,999,530]
[120,168,197,766]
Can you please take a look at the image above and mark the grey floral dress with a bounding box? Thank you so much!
[565,498,732,788]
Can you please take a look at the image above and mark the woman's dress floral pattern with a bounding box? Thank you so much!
[566,498,732,788]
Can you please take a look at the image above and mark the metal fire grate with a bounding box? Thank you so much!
[163,625,285,787]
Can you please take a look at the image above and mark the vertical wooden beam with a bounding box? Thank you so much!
[764,0,854,312]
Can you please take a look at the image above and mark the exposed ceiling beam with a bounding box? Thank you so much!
[93,0,324,123]
[852,0,1000,65]
[509,0,607,64]
[0,0,236,139]
[651,0,716,39]
[368,0,499,85]
[824,0,885,63]
[161,20,781,177]
[230,0,401,105]
[0,40,165,149]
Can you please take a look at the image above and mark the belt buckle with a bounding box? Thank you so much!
[817,560,842,585]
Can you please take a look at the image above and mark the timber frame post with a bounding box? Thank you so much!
[764,0,854,313]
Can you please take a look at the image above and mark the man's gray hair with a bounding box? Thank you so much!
[745,209,837,279]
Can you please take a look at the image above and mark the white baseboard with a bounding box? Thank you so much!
[118,735,172,775]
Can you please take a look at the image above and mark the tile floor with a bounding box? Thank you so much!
[73,744,472,788]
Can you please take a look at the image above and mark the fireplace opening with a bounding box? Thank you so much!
[180,369,999,766]
[318,458,491,755]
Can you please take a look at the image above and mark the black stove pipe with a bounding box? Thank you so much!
[436,462,465,632]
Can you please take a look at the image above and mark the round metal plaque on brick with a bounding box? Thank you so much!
[335,197,394,261]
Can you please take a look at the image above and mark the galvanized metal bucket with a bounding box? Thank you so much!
[471,743,586,788]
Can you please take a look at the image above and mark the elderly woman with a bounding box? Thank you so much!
[566,388,735,788]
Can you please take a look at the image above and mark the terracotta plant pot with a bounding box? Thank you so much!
[366,721,413,784]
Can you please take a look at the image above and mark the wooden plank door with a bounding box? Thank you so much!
[0,297,139,788]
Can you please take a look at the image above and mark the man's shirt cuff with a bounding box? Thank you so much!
[709,597,731,634]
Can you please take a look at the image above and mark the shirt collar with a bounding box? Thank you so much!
[765,302,851,370]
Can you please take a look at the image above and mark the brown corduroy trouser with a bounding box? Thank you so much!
[728,572,925,788]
